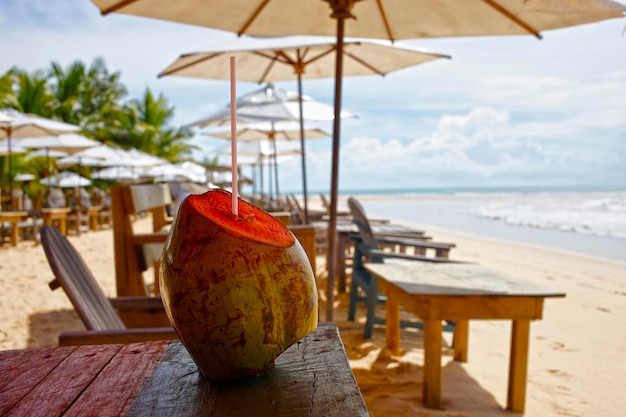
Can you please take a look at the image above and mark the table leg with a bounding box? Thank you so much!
[59,218,67,236]
[10,222,19,246]
[507,319,530,412]
[453,320,469,362]
[338,233,347,293]
[423,319,443,409]
[385,294,400,355]
[90,213,98,231]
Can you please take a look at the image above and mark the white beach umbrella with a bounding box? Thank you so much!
[187,83,355,128]
[161,36,448,221]
[93,0,626,324]
[0,141,27,156]
[56,144,127,168]
[218,140,300,199]
[26,149,68,159]
[0,108,80,202]
[15,133,100,174]
[91,166,141,181]
[41,171,91,188]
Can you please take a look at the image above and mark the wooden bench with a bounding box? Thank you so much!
[111,184,173,297]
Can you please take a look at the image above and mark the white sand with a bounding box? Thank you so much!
[1,213,625,416]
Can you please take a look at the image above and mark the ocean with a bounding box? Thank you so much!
[324,186,626,263]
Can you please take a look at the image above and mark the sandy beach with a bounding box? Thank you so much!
[1,202,625,416]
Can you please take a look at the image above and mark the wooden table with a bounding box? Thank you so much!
[0,323,368,417]
[364,262,565,412]
[38,208,71,236]
[0,211,29,246]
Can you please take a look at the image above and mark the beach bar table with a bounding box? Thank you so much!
[364,262,565,412]
[0,211,29,246]
[0,323,368,417]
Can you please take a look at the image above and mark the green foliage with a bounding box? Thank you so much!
[1,58,194,164]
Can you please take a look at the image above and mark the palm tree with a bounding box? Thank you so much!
[0,70,19,109]
[120,88,195,161]
[13,70,56,116]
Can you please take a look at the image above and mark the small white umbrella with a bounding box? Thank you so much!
[0,108,80,199]
[187,83,355,128]
[210,121,327,200]
[41,171,91,188]
[26,149,68,159]
[92,166,141,182]
[0,141,27,156]
[56,144,127,168]
[218,140,300,200]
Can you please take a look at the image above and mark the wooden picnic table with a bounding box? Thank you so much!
[0,323,368,417]
[364,262,565,412]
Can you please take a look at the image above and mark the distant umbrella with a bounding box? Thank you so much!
[41,171,91,188]
[0,108,79,203]
[190,83,351,220]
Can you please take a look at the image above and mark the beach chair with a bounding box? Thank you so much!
[40,225,176,346]
[347,196,457,339]
[110,183,173,297]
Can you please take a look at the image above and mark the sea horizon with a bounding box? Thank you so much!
[290,184,626,263]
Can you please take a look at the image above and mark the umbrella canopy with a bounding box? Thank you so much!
[209,121,329,142]
[210,121,329,202]
[56,144,125,168]
[93,0,626,322]
[13,134,99,152]
[218,140,300,199]
[41,171,91,188]
[15,133,100,176]
[0,108,80,204]
[91,166,141,182]
[189,83,351,218]
[187,83,355,128]
[94,1,625,40]
[26,149,68,159]
[143,161,209,183]
[160,35,449,82]
[0,141,27,156]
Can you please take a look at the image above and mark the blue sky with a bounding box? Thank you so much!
[1,0,625,193]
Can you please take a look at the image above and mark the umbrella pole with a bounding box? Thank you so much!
[272,139,280,201]
[7,130,13,210]
[326,13,347,322]
[296,71,310,224]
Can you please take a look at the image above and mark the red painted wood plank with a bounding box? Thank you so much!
[63,340,170,417]
[0,346,76,415]
[4,344,124,417]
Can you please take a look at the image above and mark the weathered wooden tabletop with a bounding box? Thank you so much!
[0,323,368,417]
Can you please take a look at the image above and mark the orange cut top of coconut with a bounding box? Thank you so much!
[186,189,295,248]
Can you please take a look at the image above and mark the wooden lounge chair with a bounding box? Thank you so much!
[40,224,176,346]
[111,183,173,297]
[347,196,458,339]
